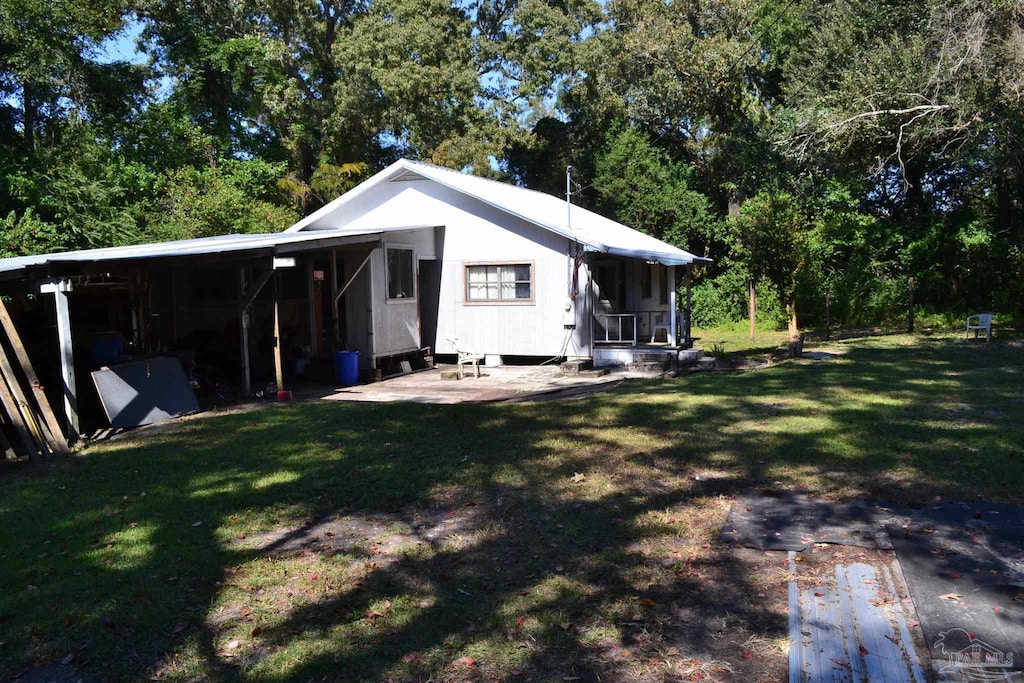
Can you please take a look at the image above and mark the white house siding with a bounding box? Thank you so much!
[299,179,580,359]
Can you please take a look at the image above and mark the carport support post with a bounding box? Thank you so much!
[273,271,284,391]
[42,279,78,440]
[239,268,251,396]
[307,258,317,356]
[330,249,339,350]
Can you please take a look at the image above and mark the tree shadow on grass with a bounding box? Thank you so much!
[0,336,1021,681]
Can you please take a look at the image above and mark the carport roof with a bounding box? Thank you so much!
[0,229,386,278]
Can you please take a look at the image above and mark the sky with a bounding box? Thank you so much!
[95,20,148,65]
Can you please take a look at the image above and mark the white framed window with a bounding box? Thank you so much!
[387,247,415,300]
[464,263,533,303]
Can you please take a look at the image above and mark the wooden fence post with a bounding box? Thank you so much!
[907,276,915,334]
[748,279,756,341]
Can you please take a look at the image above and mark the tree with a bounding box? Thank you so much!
[592,126,716,252]
[730,187,817,339]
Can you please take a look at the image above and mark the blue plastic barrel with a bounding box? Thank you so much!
[334,351,360,386]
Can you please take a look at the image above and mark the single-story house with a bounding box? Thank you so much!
[283,159,707,367]
[0,159,706,439]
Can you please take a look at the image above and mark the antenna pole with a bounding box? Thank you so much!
[566,165,574,232]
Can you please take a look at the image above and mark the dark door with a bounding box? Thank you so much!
[418,259,442,351]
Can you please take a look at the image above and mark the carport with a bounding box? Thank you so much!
[0,229,386,441]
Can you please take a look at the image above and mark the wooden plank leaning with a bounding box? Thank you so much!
[0,300,69,453]
[0,357,43,460]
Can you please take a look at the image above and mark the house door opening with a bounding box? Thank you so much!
[418,259,442,351]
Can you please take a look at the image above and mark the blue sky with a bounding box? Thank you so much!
[95,20,148,65]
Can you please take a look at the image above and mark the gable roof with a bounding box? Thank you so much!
[286,159,709,266]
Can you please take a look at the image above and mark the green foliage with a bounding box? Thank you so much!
[707,341,728,359]
[0,0,1022,330]
[592,126,717,249]
[690,268,787,329]
[151,160,300,241]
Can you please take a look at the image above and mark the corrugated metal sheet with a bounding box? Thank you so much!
[286,159,708,267]
[0,229,385,275]
[788,553,926,683]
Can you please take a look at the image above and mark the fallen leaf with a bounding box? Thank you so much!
[948,572,961,579]
[858,645,869,655]
[740,651,752,659]
[453,656,475,668]
[571,472,586,483]
[172,622,186,634]
[938,593,962,602]
[401,652,424,664]
[226,639,240,650]
[639,598,656,607]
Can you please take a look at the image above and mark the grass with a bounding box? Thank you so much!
[692,326,792,357]
[1,332,1022,681]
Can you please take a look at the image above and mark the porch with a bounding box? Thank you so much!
[588,254,693,367]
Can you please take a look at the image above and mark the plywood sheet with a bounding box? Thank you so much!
[91,357,198,429]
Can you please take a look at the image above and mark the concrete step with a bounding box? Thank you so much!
[628,361,672,373]
[579,368,610,378]
[633,351,674,362]
[691,357,717,372]
[560,359,594,375]
[678,348,705,366]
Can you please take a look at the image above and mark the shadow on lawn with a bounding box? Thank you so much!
[0,335,1021,681]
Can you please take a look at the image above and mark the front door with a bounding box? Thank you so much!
[595,260,626,312]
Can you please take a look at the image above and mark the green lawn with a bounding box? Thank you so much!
[1,333,1021,681]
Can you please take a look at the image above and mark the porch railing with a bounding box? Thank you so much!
[594,313,638,345]
[593,310,692,347]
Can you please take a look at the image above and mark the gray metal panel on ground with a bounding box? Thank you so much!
[790,562,925,682]
[722,493,900,550]
[90,357,199,429]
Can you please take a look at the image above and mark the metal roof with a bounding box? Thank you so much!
[0,229,386,277]
[286,159,710,266]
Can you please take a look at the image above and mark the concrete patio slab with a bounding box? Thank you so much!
[319,365,623,404]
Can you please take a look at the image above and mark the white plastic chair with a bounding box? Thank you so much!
[447,337,484,378]
[966,313,994,343]
[650,311,672,343]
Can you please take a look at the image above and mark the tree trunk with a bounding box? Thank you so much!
[22,81,36,159]
[786,283,798,340]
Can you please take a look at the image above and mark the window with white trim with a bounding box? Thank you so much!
[387,248,415,299]
[466,264,532,302]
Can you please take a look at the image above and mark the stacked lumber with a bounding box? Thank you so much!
[0,301,68,460]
